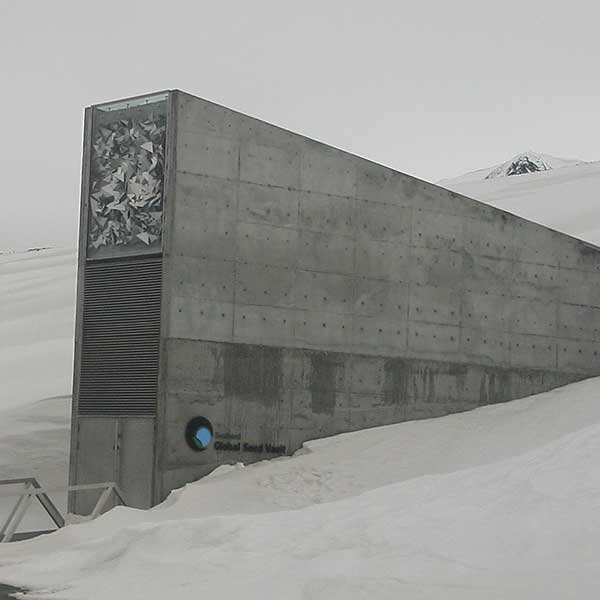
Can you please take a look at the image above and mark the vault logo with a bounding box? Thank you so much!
[212,431,286,454]
[185,417,214,451]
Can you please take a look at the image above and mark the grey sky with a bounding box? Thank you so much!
[1,0,597,251]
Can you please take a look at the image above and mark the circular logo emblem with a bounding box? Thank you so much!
[185,417,214,451]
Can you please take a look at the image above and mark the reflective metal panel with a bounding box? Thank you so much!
[87,96,167,259]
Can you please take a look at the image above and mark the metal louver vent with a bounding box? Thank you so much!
[78,257,162,416]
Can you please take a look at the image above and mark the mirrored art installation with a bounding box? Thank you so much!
[88,106,167,256]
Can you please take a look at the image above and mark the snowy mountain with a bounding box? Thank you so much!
[485,151,579,179]
[439,157,600,245]
[438,151,585,186]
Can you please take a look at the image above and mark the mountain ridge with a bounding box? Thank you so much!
[439,150,586,186]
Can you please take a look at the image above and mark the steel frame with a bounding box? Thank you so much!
[0,479,127,543]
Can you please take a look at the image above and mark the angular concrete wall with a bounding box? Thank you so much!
[154,90,600,499]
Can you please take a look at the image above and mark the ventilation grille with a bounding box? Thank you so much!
[78,257,162,416]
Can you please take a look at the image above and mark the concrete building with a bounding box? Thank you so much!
[69,89,600,513]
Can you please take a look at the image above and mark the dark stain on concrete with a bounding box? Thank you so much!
[409,360,468,404]
[262,346,283,407]
[479,367,511,405]
[225,344,262,396]
[383,358,410,409]
[426,367,436,403]
[308,352,337,415]
[224,343,282,406]
[210,344,225,388]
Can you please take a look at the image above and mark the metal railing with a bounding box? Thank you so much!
[0,478,127,543]
[67,482,127,519]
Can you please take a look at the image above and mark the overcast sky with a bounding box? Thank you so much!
[1,0,598,251]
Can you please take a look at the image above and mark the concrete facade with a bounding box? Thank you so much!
[70,89,600,511]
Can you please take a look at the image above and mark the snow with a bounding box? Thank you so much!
[0,248,75,412]
[1,379,600,598]
[440,160,600,245]
[0,248,74,528]
[438,150,585,186]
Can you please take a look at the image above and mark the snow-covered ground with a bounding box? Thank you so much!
[0,248,75,527]
[1,378,600,598]
[0,248,75,413]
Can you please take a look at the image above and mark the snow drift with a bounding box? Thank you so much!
[1,378,600,598]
